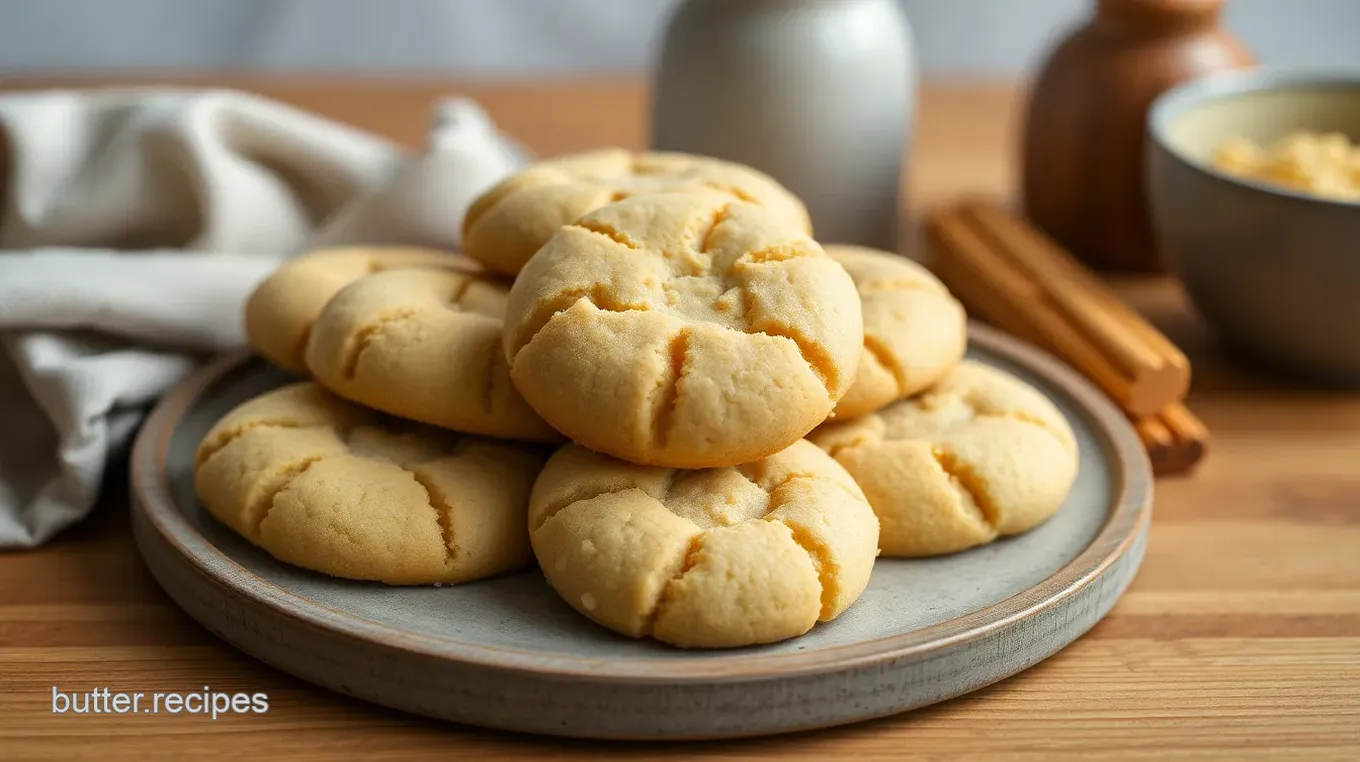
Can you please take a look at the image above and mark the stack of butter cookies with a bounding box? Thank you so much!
[195,148,1079,649]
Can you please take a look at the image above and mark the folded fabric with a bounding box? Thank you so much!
[0,88,527,548]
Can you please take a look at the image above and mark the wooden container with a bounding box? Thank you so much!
[1020,0,1254,273]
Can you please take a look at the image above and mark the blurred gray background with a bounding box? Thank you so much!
[1,0,1357,76]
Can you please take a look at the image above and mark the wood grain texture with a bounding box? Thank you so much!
[1,76,1358,759]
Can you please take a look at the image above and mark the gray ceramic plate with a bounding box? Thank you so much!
[130,322,1151,740]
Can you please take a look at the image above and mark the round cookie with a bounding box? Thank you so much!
[305,267,562,443]
[462,149,812,276]
[193,382,546,585]
[502,190,864,468]
[528,440,879,649]
[245,246,474,373]
[810,361,1078,558]
[826,245,968,420]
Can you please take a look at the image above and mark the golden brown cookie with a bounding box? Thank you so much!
[462,149,812,276]
[528,440,879,649]
[193,383,546,585]
[305,267,561,443]
[826,245,968,420]
[502,190,863,468]
[811,361,1078,557]
[245,246,474,373]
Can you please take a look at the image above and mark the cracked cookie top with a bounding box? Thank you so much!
[304,266,562,443]
[502,190,863,469]
[461,149,812,276]
[193,382,546,585]
[244,246,475,374]
[528,440,879,649]
[825,245,968,420]
[811,361,1078,557]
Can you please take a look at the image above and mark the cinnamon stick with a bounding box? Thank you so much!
[929,211,1134,407]
[1137,404,1209,477]
[926,201,1208,476]
[958,200,1190,415]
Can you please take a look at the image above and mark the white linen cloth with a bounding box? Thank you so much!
[0,88,527,548]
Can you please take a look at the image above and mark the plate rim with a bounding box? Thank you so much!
[130,321,1153,684]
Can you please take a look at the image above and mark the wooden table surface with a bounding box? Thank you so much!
[2,78,1358,761]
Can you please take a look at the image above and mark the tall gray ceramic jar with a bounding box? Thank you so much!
[651,0,916,251]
